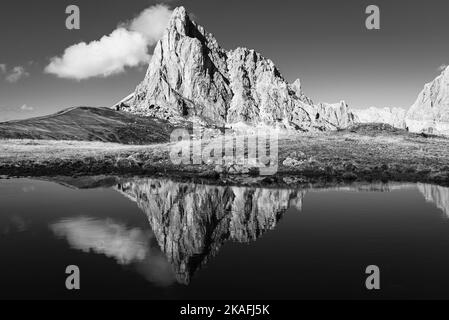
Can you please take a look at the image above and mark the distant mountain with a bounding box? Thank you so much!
[0,107,172,144]
[406,66,449,134]
[317,101,357,130]
[350,66,449,135]
[116,6,355,131]
[353,107,407,129]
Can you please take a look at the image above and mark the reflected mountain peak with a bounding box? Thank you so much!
[38,175,449,286]
[418,183,449,218]
[112,178,449,284]
[3,176,449,297]
[116,178,305,284]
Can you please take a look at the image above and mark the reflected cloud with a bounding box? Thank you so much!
[50,217,176,286]
[44,175,449,286]
[1,215,29,235]
[21,185,35,193]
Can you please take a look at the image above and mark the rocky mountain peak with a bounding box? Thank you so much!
[118,6,356,131]
[168,6,188,33]
[353,106,407,129]
[291,79,302,95]
[405,64,449,134]
[442,65,449,78]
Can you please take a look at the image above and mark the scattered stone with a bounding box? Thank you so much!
[214,165,224,174]
[227,164,250,175]
[288,151,307,160]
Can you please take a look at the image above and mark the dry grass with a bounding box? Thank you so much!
[0,139,158,160]
[1,124,449,186]
[0,107,172,144]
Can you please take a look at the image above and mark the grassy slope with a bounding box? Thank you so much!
[0,107,173,144]
[1,124,449,186]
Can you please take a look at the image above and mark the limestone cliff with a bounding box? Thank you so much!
[117,6,355,131]
[406,66,449,134]
[353,107,407,129]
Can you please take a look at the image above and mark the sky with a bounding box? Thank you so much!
[0,0,449,121]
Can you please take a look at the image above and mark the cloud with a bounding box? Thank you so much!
[0,64,6,73]
[5,66,29,83]
[45,4,173,80]
[51,217,149,264]
[1,215,28,235]
[45,28,150,80]
[22,185,36,193]
[20,104,34,111]
[50,217,176,286]
[0,104,35,121]
[127,4,173,44]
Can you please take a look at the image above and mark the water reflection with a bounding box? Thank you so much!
[50,217,177,287]
[5,176,449,289]
[111,178,449,284]
[1,215,29,235]
[418,183,449,217]
[2,176,449,298]
[115,178,304,284]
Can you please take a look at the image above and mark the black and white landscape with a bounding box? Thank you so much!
[1,0,449,300]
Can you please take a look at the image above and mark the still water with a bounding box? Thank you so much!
[1,176,449,299]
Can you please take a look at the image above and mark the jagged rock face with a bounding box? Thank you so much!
[115,178,304,284]
[316,101,357,129]
[226,47,317,129]
[129,7,232,125]
[353,107,407,129]
[111,93,134,110]
[290,79,315,106]
[406,66,449,134]
[120,6,355,131]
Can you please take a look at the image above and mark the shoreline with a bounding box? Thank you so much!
[1,163,447,188]
[1,126,449,187]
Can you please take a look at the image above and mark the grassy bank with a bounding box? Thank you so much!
[1,124,448,187]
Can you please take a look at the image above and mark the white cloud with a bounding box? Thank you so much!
[20,104,34,111]
[45,4,173,80]
[5,66,29,83]
[45,28,150,80]
[0,104,35,122]
[0,64,6,73]
[127,4,172,44]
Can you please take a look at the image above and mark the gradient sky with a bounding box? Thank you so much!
[1,0,448,121]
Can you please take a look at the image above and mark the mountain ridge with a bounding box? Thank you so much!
[0,106,172,144]
[116,6,356,131]
[116,6,449,135]
[405,66,449,134]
